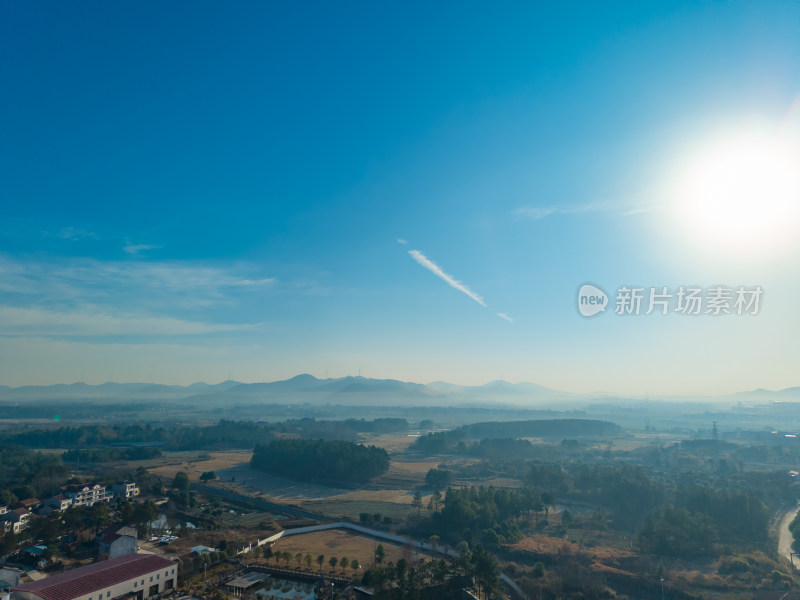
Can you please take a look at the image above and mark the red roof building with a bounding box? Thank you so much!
[12,554,177,600]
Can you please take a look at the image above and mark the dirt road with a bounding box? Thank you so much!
[778,504,799,566]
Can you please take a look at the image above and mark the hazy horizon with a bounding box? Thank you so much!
[1,372,797,402]
[2,2,799,395]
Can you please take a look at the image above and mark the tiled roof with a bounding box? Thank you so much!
[13,554,175,600]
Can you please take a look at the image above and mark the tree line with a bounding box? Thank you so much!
[0,417,410,451]
[411,419,620,454]
[62,446,162,463]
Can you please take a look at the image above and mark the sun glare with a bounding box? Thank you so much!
[672,124,800,256]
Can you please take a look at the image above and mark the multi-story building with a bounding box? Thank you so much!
[14,499,40,512]
[62,484,112,507]
[12,554,177,600]
[111,482,139,499]
[42,495,72,513]
[0,509,31,534]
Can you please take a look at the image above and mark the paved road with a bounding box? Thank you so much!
[778,504,800,566]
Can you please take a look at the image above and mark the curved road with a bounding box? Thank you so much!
[778,505,800,567]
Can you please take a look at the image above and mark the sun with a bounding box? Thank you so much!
[671,124,800,256]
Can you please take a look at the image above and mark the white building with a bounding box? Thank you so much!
[62,484,112,507]
[12,554,177,600]
[43,495,73,513]
[111,482,139,499]
[0,509,31,533]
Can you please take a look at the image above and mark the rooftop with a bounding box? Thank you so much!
[225,572,266,589]
[13,554,175,600]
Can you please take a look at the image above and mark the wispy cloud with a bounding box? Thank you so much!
[408,250,486,307]
[59,227,97,241]
[396,238,408,244]
[123,242,161,255]
[0,255,282,337]
[0,306,261,337]
[231,278,276,287]
[514,206,558,221]
[407,250,514,323]
[514,200,653,221]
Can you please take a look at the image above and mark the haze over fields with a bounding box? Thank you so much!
[0,374,797,407]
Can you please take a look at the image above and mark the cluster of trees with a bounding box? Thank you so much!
[524,460,774,546]
[412,419,620,454]
[0,443,70,505]
[362,542,499,600]
[360,513,393,526]
[424,468,454,491]
[0,498,163,557]
[410,453,779,562]
[640,492,770,558]
[250,439,389,487]
[717,551,793,587]
[182,549,229,573]
[62,446,161,463]
[414,485,554,548]
[790,511,800,552]
[117,500,162,532]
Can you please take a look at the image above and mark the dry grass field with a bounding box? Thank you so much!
[359,433,421,453]
[218,464,351,500]
[118,450,253,480]
[268,529,417,571]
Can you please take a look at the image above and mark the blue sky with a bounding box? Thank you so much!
[1,1,799,394]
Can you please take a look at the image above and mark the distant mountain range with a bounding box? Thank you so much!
[0,375,796,406]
